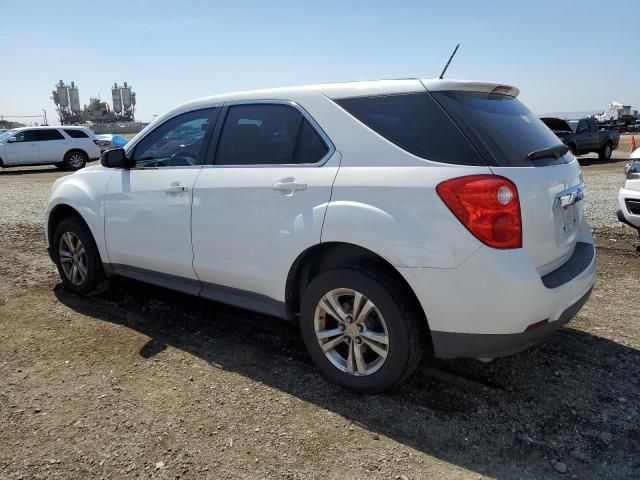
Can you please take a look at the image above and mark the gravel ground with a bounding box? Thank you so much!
[1,151,639,479]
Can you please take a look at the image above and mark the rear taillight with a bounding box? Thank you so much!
[436,175,522,249]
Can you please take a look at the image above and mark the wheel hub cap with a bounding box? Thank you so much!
[314,288,389,376]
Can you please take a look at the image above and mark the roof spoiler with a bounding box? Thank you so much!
[421,79,519,98]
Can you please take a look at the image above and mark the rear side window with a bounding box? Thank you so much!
[215,104,329,165]
[64,129,89,138]
[34,129,64,141]
[337,93,483,165]
[433,91,570,166]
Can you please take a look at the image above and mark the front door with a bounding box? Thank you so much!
[191,102,339,307]
[3,130,40,165]
[104,107,220,285]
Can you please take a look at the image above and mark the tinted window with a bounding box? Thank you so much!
[433,91,570,167]
[577,120,588,133]
[132,108,220,168]
[215,104,329,165]
[337,93,482,165]
[34,129,64,141]
[64,129,89,138]
[294,119,329,164]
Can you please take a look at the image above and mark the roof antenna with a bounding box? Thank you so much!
[439,44,460,79]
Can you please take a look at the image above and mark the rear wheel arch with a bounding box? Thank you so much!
[64,148,89,159]
[285,242,431,344]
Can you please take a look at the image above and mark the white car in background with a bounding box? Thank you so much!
[45,79,596,392]
[618,148,640,233]
[95,134,129,152]
[0,126,100,170]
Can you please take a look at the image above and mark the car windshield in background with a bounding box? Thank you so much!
[0,130,17,141]
[568,120,579,132]
[433,91,570,166]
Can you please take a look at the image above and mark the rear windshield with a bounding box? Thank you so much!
[433,91,571,167]
[336,93,483,165]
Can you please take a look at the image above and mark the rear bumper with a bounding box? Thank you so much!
[430,287,592,359]
[399,229,596,359]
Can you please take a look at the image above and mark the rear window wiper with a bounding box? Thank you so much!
[526,144,569,161]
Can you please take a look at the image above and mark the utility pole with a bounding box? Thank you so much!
[42,109,48,125]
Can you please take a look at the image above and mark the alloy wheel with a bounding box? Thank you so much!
[58,231,88,285]
[68,153,85,169]
[314,288,389,376]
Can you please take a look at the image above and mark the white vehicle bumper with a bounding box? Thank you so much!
[618,187,640,229]
[399,234,596,359]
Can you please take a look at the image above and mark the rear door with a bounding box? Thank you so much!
[35,129,68,163]
[104,107,220,281]
[433,89,585,275]
[3,130,40,164]
[191,102,338,306]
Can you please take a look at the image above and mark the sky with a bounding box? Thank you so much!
[0,0,638,124]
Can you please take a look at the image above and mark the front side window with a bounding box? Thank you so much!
[132,108,220,168]
[34,129,64,141]
[577,120,588,133]
[9,130,35,143]
[215,104,329,165]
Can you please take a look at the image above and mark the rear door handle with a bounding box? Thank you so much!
[272,179,307,192]
[166,182,188,194]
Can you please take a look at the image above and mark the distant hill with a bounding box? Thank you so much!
[538,110,602,119]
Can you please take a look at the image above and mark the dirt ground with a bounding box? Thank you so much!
[1,149,639,479]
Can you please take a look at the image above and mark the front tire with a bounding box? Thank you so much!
[300,267,423,393]
[53,217,104,295]
[62,151,87,170]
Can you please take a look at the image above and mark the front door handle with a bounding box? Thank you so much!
[166,182,188,194]
[272,178,307,192]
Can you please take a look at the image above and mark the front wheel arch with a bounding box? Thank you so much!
[48,204,92,252]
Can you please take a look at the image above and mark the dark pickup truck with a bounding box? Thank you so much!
[541,117,620,160]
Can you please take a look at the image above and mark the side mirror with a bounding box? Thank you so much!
[6,137,17,143]
[101,148,133,169]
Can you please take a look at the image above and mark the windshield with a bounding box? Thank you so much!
[0,129,17,141]
[568,120,579,132]
[433,91,570,166]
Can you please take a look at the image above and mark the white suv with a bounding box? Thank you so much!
[45,79,596,392]
[0,126,100,170]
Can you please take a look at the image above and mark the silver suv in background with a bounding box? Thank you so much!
[0,126,101,170]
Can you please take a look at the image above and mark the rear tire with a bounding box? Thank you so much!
[299,266,423,393]
[62,151,87,170]
[599,142,613,160]
[52,217,104,295]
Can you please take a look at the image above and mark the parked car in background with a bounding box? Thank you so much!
[0,126,100,170]
[618,148,640,233]
[95,134,128,152]
[45,79,596,392]
[541,116,620,160]
[0,129,7,134]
